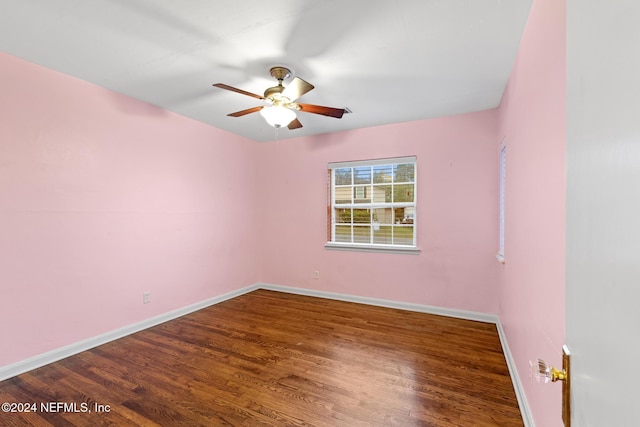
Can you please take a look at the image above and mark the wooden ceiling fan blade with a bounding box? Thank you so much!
[298,103,346,118]
[282,77,314,101]
[228,106,263,117]
[288,118,303,130]
[213,83,264,100]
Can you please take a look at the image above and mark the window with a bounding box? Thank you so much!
[326,157,418,253]
[497,144,506,263]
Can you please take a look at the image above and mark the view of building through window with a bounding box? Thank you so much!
[328,157,416,248]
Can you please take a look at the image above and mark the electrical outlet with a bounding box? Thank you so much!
[313,271,320,280]
[143,292,151,304]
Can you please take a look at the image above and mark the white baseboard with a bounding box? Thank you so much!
[495,320,535,427]
[0,284,259,382]
[1,281,533,426]
[257,282,499,323]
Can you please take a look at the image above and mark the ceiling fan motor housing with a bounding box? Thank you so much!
[263,85,285,100]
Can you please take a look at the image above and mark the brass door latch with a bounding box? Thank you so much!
[536,345,571,426]
[537,358,567,382]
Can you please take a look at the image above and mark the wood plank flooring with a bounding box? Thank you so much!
[0,289,523,426]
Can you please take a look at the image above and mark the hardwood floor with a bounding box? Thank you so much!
[0,289,523,426]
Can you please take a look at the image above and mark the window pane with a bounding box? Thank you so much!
[394,226,414,245]
[354,166,371,184]
[371,185,389,203]
[372,208,392,224]
[397,207,414,224]
[334,187,352,204]
[353,208,371,224]
[394,164,415,183]
[335,168,352,185]
[335,225,351,242]
[393,184,415,203]
[393,208,404,224]
[353,186,370,203]
[373,165,393,183]
[335,208,352,223]
[373,225,393,244]
[353,226,371,243]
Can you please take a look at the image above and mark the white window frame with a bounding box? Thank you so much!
[497,143,506,263]
[325,156,419,254]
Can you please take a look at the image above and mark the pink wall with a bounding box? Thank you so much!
[497,0,566,425]
[1,51,501,371]
[0,53,261,366]
[2,5,567,425]
[258,111,501,314]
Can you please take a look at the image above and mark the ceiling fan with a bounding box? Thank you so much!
[213,66,347,129]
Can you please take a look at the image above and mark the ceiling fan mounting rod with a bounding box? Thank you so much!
[264,66,291,99]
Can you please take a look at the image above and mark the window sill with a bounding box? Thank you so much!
[325,242,421,255]
[496,253,505,264]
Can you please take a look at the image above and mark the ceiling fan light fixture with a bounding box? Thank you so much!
[260,105,296,128]
[214,68,346,131]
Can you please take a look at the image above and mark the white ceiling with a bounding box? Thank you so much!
[0,0,532,142]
